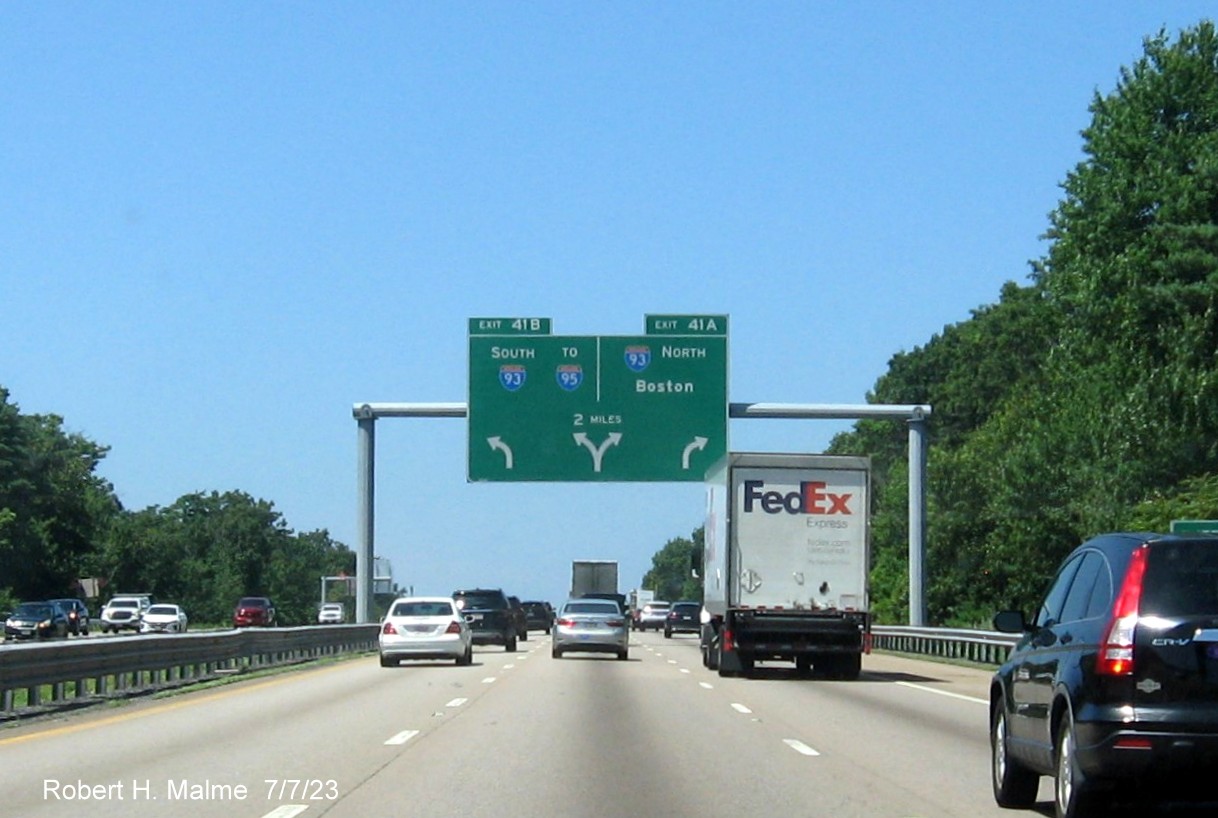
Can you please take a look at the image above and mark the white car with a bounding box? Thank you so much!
[317,602,345,624]
[379,596,472,667]
[139,604,188,633]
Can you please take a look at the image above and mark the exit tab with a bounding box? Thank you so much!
[469,317,552,335]
[645,314,728,336]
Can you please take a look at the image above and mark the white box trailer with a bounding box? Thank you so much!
[570,560,619,598]
[700,452,871,678]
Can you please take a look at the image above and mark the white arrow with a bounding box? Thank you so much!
[487,436,514,469]
[572,432,622,472]
[682,436,709,469]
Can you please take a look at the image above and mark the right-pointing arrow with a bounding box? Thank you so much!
[682,436,708,469]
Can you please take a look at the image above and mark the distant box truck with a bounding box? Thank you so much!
[699,453,871,679]
[570,560,619,598]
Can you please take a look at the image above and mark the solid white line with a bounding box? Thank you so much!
[384,729,420,746]
[261,807,309,818]
[783,739,820,756]
[895,681,988,705]
[446,698,468,707]
[699,682,714,689]
[731,703,752,714]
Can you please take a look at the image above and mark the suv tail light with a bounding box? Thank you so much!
[1098,546,1149,676]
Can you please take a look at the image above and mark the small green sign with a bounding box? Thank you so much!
[468,316,728,482]
[1170,519,1218,534]
[468,317,552,335]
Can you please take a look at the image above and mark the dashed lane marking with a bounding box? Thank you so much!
[261,807,309,818]
[895,681,987,705]
[384,729,420,746]
[783,739,820,756]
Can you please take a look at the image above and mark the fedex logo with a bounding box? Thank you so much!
[742,480,853,515]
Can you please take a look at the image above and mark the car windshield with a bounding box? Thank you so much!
[238,598,268,607]
[14,603,52,617]
[147,606,177,616]
[392,601,454,617]
[673,604,700,614]
[110,599,139,609]
[1141,541,1218,615]
[564,602,619,615]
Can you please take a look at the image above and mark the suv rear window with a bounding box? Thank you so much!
[454,591,506,609]
[1141,540,1218,616]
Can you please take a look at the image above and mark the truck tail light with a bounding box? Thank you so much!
[1098,546,1149,676]
[721,627,735,653]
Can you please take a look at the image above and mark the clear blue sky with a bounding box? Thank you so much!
[3,3,1214,604]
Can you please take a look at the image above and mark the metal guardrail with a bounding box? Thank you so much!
[0,624,1015,717]
[0,625,380,716]
[871,625,1019,666]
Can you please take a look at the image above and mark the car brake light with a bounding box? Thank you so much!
[557,617,576,627]
[445,620,462,634]
[607,618,625,627]
[1098,546,1149,676]
[381,622,397,635]
[1114,737,1153,750]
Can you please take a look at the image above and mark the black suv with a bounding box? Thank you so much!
[664,601,701,637]
[453,588,516,651]
[507,595,529,642]
[990,532,1218,818]
[522,600,554,632]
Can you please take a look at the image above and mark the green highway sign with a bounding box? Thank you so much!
[468,315,728,482]
[1170,519,1218,534]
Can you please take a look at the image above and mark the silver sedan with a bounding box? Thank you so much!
[139,603,188,633]
[551,599,629,660]
[379,596,473,667]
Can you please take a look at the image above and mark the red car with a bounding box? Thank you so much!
[233,596,276,627]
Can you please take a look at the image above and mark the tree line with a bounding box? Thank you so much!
[0,386,354,624]
[639,22,1218,626]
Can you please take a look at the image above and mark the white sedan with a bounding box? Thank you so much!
[379,596,472,667]
[140,604,188,633]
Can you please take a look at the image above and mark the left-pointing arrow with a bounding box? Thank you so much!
[487,436,514,469]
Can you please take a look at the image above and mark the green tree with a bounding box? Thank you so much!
[642,528,703,602]
[0,387,120,599]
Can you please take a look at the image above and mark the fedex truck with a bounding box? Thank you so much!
[699,453,871,679]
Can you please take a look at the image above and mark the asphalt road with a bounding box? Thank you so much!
[0,630,1195,818]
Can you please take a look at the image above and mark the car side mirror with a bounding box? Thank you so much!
[993,610,1029,634]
